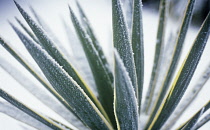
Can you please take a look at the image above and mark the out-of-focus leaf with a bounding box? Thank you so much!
[144,0,167,114]
[131,0,144,112]
[112,0,138,98]
[146,0,196,127]
[0,37,82,123]
[192,113,210,130]
[149,11,210,130]
[76,1,114,83]
[163,62,210,129]
[0,89,65,130]
[0,56,85,129]
[14,2,106,117]
[69,6,115,127]
[12,26,113,130]
[177,101,210,130]
[0,101,52,130]
[114,50,139,130]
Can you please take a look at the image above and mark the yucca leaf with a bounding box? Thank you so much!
[131,0,144,112]
[12,26,113,130]
[112,0,138,98]
[149,11,210,129]
[146,0,196,127]
[0,56,85,129]
[192,113,210,130]
[69,6,115,127]
[15,17,39,43]
[76,1,114,83]
[163,62,210,129]
[0,37,83,123]
[114,50,139,130]
[143,0,167,114]
[0,101,53,130]
[0,89,65,130]
[14,2,107,117]
[177,101,210,130]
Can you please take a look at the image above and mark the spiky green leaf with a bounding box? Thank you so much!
[14,2,106,117]
[144,0,167,114]
[69,6,115,127]
[149,11,210,130]
[112,0,137,99]
[12,26,113,130]
[114,50,139,130]
[0,89,65,130]
[131,0,144,112]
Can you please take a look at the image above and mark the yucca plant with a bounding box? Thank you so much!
[0,0,209,129]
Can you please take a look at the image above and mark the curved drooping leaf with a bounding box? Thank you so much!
[131,0,144,112]
[146,0,196,127]
[149,11,210,130]
[163,62,210,129]
[0,89,65,130]
[12,26,113,130]
[144,0,167,114]
[14,1,106,117]
[114,50,139,130]
[112,0,138,97]
[0,56,85,129]
[69,7,115,127]
[177,101,210,130]
[76,1,114,83]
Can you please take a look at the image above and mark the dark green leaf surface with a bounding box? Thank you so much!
[12,27,113,130]
[144,0,167,114]
[76,1,114,83]
[146,0,196,127]
[112,0,138,97]
[131,0,144,112]
[0,89,64,130]
[149,11,210,129]
[178,101,210,130]
[14,2,106,117]
[114,50,139,130]
[69,7,115,127]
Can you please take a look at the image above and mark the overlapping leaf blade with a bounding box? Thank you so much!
[149,11,210,129]
[131,0,144,112]
[76,1,114,83]
[14,2,106,117]
[178,101,210,130]
[0,89,65,130]
[69,7,115,127]
[143,0,167,114]
[12,26,113,130]
[112,0,138,97]
[146,0,196,127]
[114,50,139,130]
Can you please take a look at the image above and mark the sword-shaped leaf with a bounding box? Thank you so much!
[149,11,210,130]
[146,0,196,127]
[177,101,210,130]
[0,89,66,130]
[14,1,106,117]
[12,27,113,130]
[112,0,138,98]
[69,7,115,127]
[192,113,210,130]
[144,0,167,114]
[131,0,144,112]
[76,1,114,83]
[114,50,139,130]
